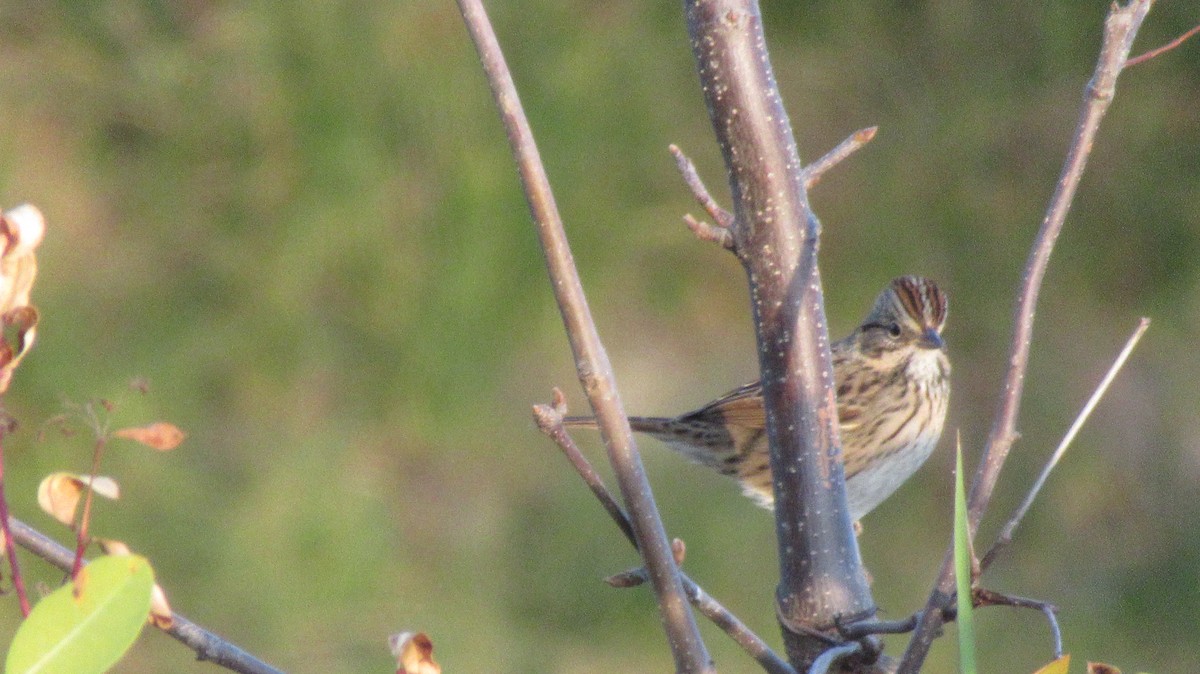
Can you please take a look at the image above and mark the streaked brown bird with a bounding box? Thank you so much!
[566,276,950,521]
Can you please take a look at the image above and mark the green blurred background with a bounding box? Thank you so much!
[0,1,1196,672]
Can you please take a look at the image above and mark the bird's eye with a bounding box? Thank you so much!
[887,323,902,338]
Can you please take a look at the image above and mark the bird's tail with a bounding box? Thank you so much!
[561,416,674,434]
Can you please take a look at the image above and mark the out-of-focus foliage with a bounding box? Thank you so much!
[0,1,1195,672]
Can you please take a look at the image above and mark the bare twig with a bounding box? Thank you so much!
[1127,22,1200,66]
[683,2,875,668]
[799,126,878,189]
[980,318,1150,571]
[972,589,1062,659]
[1041,602,1063,659]
[684,582,798,674]
[0,418,30,616]
[807,642,862,674]
[683,213,736,250]
[533,396,796,674]
[671,126,876,253]
[670,145,735,228]
[534,390,636,543]
[836,614,921,639]
[670,145,736,250]
[897,3,1154,671]
[6,517,284,674]
[456,2,711,670]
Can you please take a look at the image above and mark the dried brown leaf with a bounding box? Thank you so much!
[97,538,132,556]
[149,582,174,629]
[37,473,120,525]
[0,204,42,314]
[114,422,186,451]
[389,631,441,674]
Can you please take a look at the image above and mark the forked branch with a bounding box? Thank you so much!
[456,0,712,670]
[897,2,1155,671]
[534,391,796,674]
[670,126,876,253]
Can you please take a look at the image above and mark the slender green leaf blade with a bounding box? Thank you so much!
[955,445,977,674]
[6,555,154,674]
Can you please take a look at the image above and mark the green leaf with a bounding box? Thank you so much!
[954,444,977,674]
[6,555,154,674]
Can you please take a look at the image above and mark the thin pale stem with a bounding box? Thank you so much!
[981,318,1149,571]
[671,126,876,252]
[972,588,1062,659]
[800,126,878,189]
[1127,22,1200,66]
[456,2,711,670]
[6,517,284,674]
[670,145,735,229]
[670,145,736,250]
[898,3,1154,671]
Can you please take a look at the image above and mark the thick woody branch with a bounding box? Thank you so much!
[6,517,284,674]
[682,1,875,670]
[456,1,712,671]
[897,2,1154,671]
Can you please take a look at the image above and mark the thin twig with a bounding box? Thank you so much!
[456,1,711,670]
[980,318,1150,571]
[836,614,920,639]
[1042,602,1064,659]
[799,126,878,189]
[533,395,797,674]
[671,126,876,253]
[6,517,284,674]
[897,3,1155,672]
[684,581,797,674]
[670,145,735,228]
[807,642,862,674]
[669,145,736,250]
[0,417,30,616]
[1127,22,1200,66]
[972,588,1062,659]
[534,390,636,543]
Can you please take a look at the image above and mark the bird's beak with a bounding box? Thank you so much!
[919,328,945,350]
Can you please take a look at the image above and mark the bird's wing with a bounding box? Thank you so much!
[683,380,764,428]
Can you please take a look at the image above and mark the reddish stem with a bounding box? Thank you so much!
[1127,23,1200,66]
[71,436,106,579]
[0,424,31,616]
